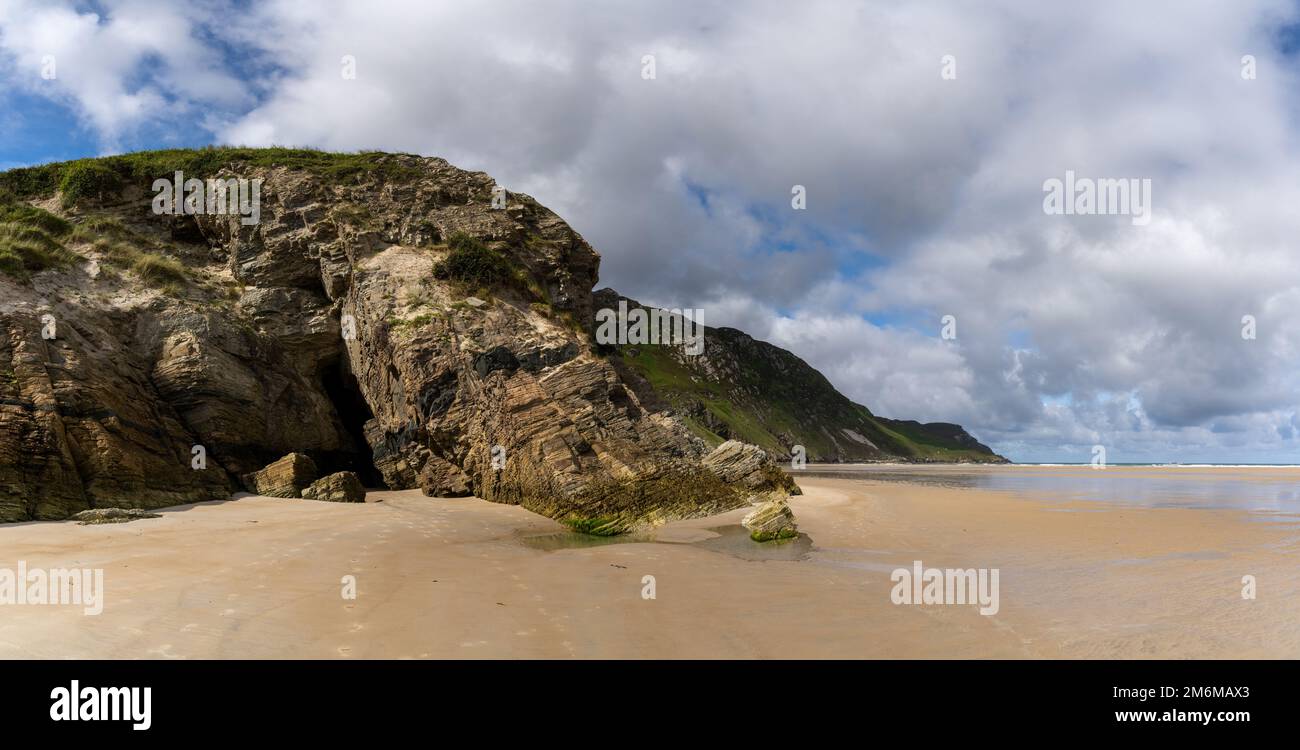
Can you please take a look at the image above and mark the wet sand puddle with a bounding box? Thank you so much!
[517,524,815,562]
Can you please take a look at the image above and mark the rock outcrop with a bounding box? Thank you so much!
[71,508,162,525]
[242,453,318,498]
[301,471,366,503]
[0,149,797,527]
[0,148,994,528]
[702,440,800,499]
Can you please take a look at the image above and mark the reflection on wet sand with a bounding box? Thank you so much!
[796,463,1300,515]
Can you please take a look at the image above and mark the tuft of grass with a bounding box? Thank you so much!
[0,223,65,251]
[71,215,134,241]
[0,222,80,281]
[388,312,438,331]
[85,234,186,289]
[432,232,513,288]
[0,201,72,235]
[0,249,25,278]
[91,238,139,264]
[131,252,187,287]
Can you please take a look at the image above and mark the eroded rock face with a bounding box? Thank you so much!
[0,309,231,522]
[703,440,800,500]
[0,151,797,527]
[301,471,365,503]
[243,453,318,498]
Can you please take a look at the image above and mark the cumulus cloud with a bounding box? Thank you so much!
[3,0,1299,461]
[0,0,254,146]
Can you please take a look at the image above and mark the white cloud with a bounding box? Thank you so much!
[0,0,252,143]
[3,0,1300,460]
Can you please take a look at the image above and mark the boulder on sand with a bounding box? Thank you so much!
[301,471,367,503]
[742,497,799,542]
[242,453,318,498]
[72,508,162,525]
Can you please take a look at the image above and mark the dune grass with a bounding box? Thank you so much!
[132,252,187,286]
[86,236,189,292]
[0,196,79,280]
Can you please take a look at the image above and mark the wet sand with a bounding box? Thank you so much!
[1,469,1297,659]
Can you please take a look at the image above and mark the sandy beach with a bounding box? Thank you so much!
[1,467,1297,659]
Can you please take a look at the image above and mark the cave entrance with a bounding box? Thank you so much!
[319,357,387,488]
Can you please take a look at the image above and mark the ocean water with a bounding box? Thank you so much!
[796,464,1300,515]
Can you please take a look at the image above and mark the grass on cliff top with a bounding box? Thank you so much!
[0,147,426,204]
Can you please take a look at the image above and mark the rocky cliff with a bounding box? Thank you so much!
[0,148,993,527]
[0,148,802,527]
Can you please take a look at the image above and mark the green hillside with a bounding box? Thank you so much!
[596,290,1007,463]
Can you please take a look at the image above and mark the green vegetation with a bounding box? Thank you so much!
[1,194,201,293]
[0,196,79,281]
[90,238,136,264]
[71,215,135,241]
[547,469,748,538]
[132,252,187,286]
[562,516,626,536]
[0,146,427,202]
[86,237,190,292]
[433,232,513,287]
[618,321,1004,463]
[870,417,1001,462]
[623,343,784,452]
[750,528,798,543]
[0,200,72,235]
[428,232,555,310]
[58,161,123,207]
[624,339,716,394]
[388,312,440,332]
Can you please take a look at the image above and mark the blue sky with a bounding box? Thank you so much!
[4,0,1300,463]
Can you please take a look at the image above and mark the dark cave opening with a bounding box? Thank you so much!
[319,357,387,488]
